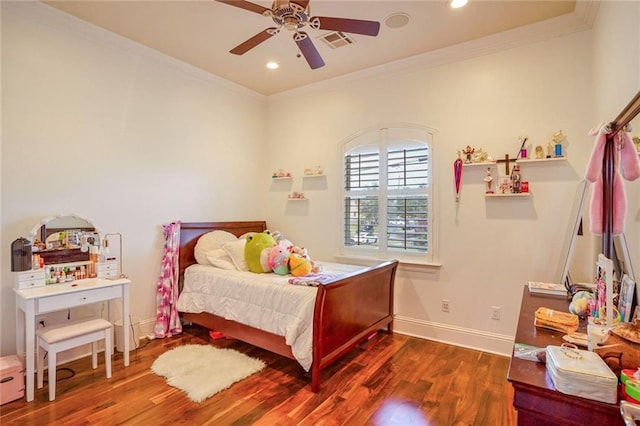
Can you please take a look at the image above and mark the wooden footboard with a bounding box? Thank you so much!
[177,221,398,392]
[311,259,397,392]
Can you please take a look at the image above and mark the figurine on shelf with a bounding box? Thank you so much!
[511,164,522,193]
[289,192,305,199]
[499,177,510,194]
[462,145,475,163]
[273,169,289,178]
[473,148,489,163]
[304,166,323,176]
[484,167,494,194]
[535,145,544,159]
[634,136,640,153]
[552,130,565,157]
[546,143,553,158]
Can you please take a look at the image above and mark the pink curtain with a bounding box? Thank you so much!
[154,221,182,338]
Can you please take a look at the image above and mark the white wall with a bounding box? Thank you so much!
[590,1,640,280]
[1,3,266,357]
[2,1,638,360]
[263,3,639,355]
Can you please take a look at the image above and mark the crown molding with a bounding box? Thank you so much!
[268,1,598,103]
[3,0,599,105]
[1,1,267,103]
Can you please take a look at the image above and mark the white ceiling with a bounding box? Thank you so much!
[43,0,579,96]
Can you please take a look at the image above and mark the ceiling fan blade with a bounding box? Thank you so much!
[216,0,270,15]
[230,28,279,55]
[310,17,380,36]
[294,32,325,69]
[291,0,310,10]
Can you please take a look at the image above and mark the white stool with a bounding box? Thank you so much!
[36,318,113,401]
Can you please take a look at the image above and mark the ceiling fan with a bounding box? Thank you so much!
[216,0,381,69]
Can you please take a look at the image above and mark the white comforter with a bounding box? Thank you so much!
[176,262,363,371]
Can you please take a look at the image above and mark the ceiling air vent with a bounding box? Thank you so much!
[319,31,355,49]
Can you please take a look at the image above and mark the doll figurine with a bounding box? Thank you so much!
[484,167,494,194]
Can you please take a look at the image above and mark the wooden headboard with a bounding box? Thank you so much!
[178,221,267,278]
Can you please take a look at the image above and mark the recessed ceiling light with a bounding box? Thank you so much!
[266,61,279,70]
[450,0,468,9]
[384,13,410,29]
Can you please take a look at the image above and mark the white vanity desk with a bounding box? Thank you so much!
[14,276,131,402]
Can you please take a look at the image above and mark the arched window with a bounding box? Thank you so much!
[342,125,437,264]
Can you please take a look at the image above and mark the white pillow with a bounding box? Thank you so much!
[221,239,248,272]
[205,249,237,270]
[194,230,238,265]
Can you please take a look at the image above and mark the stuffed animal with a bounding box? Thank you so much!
[289,245,308,257]
[287,245,321,275]
[271,230,292,249]
[288,253,313,277]
[569,291,594,317]
[585,125,640,235]
[267,245,290,275]
[244,231,276,273]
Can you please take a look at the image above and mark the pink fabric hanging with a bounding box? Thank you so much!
[154,221,182,338]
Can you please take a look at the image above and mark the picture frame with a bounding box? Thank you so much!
[618,274,636,322]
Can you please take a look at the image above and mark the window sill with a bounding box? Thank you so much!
[333,254,442,272]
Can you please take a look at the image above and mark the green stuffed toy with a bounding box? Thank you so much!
[244,231,276,273]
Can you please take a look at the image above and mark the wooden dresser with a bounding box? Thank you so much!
[507,286,625,425]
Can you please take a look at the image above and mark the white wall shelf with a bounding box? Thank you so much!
[463,161,497,167]
[272,177,293,180]
[486,193,530,198]
[516,157,566,164]
[302,174,325,178]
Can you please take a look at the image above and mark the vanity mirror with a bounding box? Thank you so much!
[14,214,121,289]
[28,214,102,265]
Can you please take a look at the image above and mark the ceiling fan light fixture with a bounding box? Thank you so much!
[284,16,299,31]
[271,0,310,30]
[449,0,468,9]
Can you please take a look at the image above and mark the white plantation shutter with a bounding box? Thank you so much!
[342,126,435,262]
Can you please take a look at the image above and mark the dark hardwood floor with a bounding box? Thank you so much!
[1,325,517,425]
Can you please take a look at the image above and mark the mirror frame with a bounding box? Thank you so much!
[28,213,102,265]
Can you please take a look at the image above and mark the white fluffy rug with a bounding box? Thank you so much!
[151,344,266,403]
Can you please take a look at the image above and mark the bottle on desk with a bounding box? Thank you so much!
[89,245,99,263]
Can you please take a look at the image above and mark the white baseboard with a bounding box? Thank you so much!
[47,316,514,368]
[138,317,156,339]
[393,315,514,357]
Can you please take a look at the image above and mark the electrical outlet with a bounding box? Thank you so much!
[491,306,501,320]
[442,299,450,313]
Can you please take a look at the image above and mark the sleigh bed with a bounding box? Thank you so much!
[177,221,398,392]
